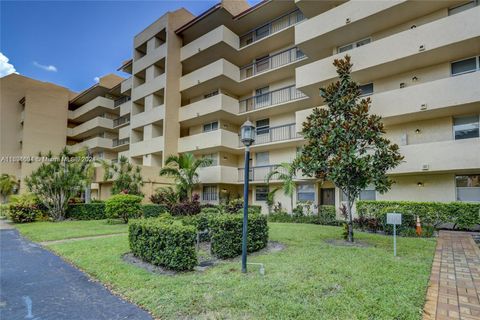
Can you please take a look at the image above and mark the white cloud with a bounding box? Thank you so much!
[0,52,18,77]
[33,61,57,72]
[93,76,100,83]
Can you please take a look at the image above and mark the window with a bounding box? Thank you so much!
[204,90,219,99]
[453,115,479,140]
[338,38,371,53]
[255,152,269,166]
[203,186,218,201]
[255,186,269,201]
[297,184,315,202]
[255,87,270,107]
[202,153,218,166]
[456,175,480,202]
[203,121,218,132]
[256,119,270,135]
[255,24,270,40]
[359,83,374,96]
[451,56,479,76]
[449,0,478,15]
[255,55,270,73]
[359,187,376,201]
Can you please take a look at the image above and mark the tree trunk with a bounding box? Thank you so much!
[290,196,294,215]
[85,185,91,204]
[346,193,354,242]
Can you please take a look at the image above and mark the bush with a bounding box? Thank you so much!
[129,219,197,271]
[209,213,268,259]
[169,194,201,216]
[142,204,168,218]
[356,200,480,231]
[7,194,43,223]
[268,205,340,226]
[105,194,142,223]
[223,198,243,214]
[66,203,106,220]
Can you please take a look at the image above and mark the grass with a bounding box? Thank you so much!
[14,219,128,242]
[27,222,437,319]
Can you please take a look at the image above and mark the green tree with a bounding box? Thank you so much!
[159,153,212,201]
[295,56,403,242]
[102,156,144,196]
[266,162,297,213]
[0,174,18,203]
[25,148,90,221]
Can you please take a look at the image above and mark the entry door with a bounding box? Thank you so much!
[320,188,335,206]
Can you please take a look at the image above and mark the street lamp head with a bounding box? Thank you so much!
[240,120,255,147]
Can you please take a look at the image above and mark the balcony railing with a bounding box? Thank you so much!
[112,137,129,147]
[238,164,287,182]
[114,96,131,108]
[239,9,305,48]
[239,85,307,113]
[240,47,305,80]
[238,123,300,147]
[113,115,130,127]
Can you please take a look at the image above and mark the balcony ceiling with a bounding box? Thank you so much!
[295,0,347,18]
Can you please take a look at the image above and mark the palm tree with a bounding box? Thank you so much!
[159,153,212,201]
[102,156,144,196]
[266,162,297,214]
[0,174,18,203]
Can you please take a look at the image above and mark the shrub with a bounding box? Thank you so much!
[105,194,142,223]
[66,203,106,220]
[356,200,480,231]
[169,194,201,216]
[142,204,168,218]
[209,213,268,259]
[129,219,197,271]
[7,194,43,223]
[150,186,178,206]
[223,198,243,214]
[268,205,340,226]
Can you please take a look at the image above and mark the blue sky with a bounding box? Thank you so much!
[1,0,260,92]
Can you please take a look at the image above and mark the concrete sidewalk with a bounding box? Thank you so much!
[0,226,152,320]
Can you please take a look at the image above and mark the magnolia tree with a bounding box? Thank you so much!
[25,148,90,220]
[295,56,403,242]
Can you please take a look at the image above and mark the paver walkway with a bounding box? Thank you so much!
[424,231,480,320]
[0,225,152,320]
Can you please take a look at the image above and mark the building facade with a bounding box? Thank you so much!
[1,0,479,210]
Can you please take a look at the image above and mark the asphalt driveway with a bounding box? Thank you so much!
[0,226,152,320]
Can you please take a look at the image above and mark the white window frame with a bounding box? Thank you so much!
[455,174,480,202]
[452,114,480,140]
[359,83,374,97]
[202,185,218,201]
[255,185,269,201]
[201,153,218,166]
[203,121,219,133]
[337,37,371,54]
[450,56,480,77]
[297,183,315,203]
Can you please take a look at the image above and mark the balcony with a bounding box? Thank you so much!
[179,94,238,125]
[295,72,480,128]
[129,136,164,157]
[240,47,305,80]
[130,105,165,129]
[239,85,307,113]
[391,138,480,175]
[132,74,165,101]
[114,96,131,108]
[296,6,480,97]
[178,129,239,153]
[70,137,113,152]
[68,97,117,122]
[120,77,132,94]
[241,123,301,148]
[238,164,280,182]
[113,115,130,128]
[239,9,305,48]
[133,44,166,73]
[198,165,238,184]
[112,137,130,152]
[67,117,113,139]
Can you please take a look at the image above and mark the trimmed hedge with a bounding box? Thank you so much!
[142,204,168,218]
[105,194,142,223]
[268,205,340,225]
[356,200,480,231]
[209,213,268,259]
[66,203,106,220]
[129,218,197,271]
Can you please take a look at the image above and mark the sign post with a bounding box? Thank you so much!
[386,213,402,257]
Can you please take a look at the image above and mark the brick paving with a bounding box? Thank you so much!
[424,231,480,320]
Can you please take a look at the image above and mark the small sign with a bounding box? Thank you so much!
[387,213,402,225]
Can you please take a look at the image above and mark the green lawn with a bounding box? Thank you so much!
[32,222,436,319]
[15,219,128,242]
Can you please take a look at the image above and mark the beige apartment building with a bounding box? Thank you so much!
[1,0,479,210]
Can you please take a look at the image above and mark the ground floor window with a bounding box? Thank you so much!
[359,187,376,201]
[255,186,268,201]
[456,175,480,202]
[297,184,315,202]
[202,185,218,201]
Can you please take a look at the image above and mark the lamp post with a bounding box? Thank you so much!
[240,120,255,273]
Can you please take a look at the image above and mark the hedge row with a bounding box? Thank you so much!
[268,205,340,225]
[209,213,269,259]
[129,218,197,271]
[65,203,168,220]
[356,200,480,230]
